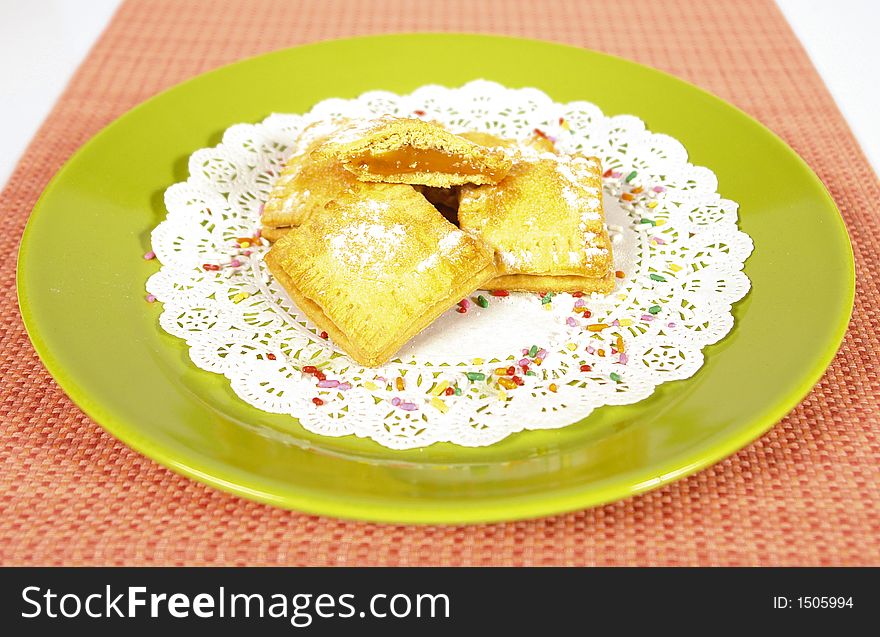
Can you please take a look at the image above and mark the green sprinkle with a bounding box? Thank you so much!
[541,295,553,305]
[639,218,656,225]
[625,170,638,183]
[526,370,537,376]
[454,387,462,396]
[648,305,662,314]
[476,294,489,308]
[465,372,485,381]
[610,372,622,383]
[649,273,667,282]
[528,345,539,357]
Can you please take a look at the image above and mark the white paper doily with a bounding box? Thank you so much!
[146,80,753,449]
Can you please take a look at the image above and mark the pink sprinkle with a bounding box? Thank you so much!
[574,298,586,308]
[255,227,262,238]
[399,402,419,411]
[667,322,677,328]
[230,258,242,267]
[611,171,622,178]
[258,203,265,215]
[377,376,387,384]
[518,358,531,367]
[586,346,596,355]
[566,317,578,327]
[618,353,629,364]
[145,294,156,303]
[143,251,155,260]
[459,298,470,309]
[391,397,401,406]
[641,314,655,322]
[651,236,667,245]
[522,348,530,356]
[317,380,339,388]
[537,348,548,359]
[611,319,620,326]
[242,250,253,256]
[652,186,666,193]
[338,382,352,391]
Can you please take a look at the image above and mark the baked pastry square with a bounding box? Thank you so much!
[458,154,613,294]
[325,117,513,187]
[261,120,359,238]
[265,182,496,367]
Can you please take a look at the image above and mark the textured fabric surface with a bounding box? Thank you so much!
[2,0,878,566]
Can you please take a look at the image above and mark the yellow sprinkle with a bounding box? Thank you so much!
[619,318,633,327]
[587,323,609,332]
[616,335,625,353]
[655,219,666,226]
[566,343,577,351]
[472,358,484,365]
[431,380,450,396]
[669,263,683,272]
[430,397,449,413]
[617,294,627,300]
[364,381,378,391]
[534,357,543,366]
[543,303,552,311]
[498,377,517,390]
[498,390,508,401]
[396,377,405,391]
[494,367,509,376]
[549,383,558,393]
[647,201,658,208]
[232,292,250,303]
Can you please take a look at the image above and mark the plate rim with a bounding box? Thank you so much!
[16,33,855,524]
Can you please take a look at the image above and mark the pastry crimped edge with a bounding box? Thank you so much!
[486,272,614,294]
[266,249,497,367]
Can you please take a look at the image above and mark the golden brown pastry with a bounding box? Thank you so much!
[325,117,513,187]
[261,121,359,235]
[265,182,496,367]
[458,153,613,293]
[459,130,556,154]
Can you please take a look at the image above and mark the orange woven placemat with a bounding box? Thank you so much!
[2,0,878,566]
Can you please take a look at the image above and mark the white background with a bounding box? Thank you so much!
[0,0,878,188]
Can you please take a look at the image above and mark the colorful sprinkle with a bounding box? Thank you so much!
[669,263,683,272]
[641,314,655,322]
[319,330,329,339]
[533,357,543,366]
[624,171,638,183]
[566,317,578,327]
[230,258,242,267]
[430,397,449,413]
[232,292,250,303]
[466,372,486,381]
[648,305,662,315]
[652,186,666,193]
[302,365,318,374]
[526,370,537,376]
[143,251,155,260]
[618,353,629,365]
[431,380,450,396]
[456,307,467,314]
[610,372,622,383]
[494,367,509,376]
[639,218,656,226]
[490,289,509,297]
[312,397,324,406]
[413,109,427,116]
[399,401,419,411]
[396,377,406,391]
[454,387,462,396]
[647,201,659,209]
[587,323,609,332]
[338,382,352,391]
[572,291,585,298]
[649,273,667,282]
[518,358,531,367]
[580,364,592,372]
[529,345,539,357]
[512,375,524,386]
[548,383,558,393]
[615,270,625,279]
[202,263,221,271]
[616,335,625,352]
[364,381,378,391]
[667,322,677,328]
[266,353,277,361]
[391,397,401,406]
[145,294,156,303]
[619,319,633,327]
[314,371,326,381]
[317,379,339,388]
[651,236,667,245]
[566,343,578,352]
[598,349,606,357]
[476,294,489,308]
[631,186,644,194]
[602,168,613,178]
[611,171,622,178]
[498,377,517,390]
[445,386,455,396]
[621,193,635,202]
[458,298,470,310]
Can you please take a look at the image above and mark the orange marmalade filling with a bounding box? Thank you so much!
[351,147,502,178]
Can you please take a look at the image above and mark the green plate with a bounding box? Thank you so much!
[17,34,854,524]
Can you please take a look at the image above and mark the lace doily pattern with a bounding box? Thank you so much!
[146,81,753,449]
